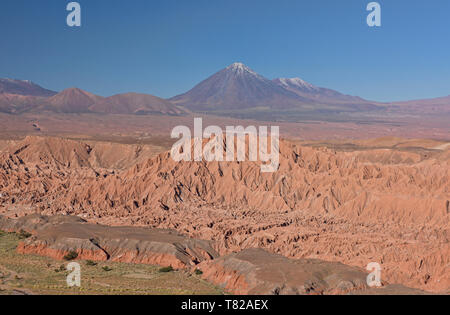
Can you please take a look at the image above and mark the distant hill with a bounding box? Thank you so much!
[0,78,187,116]
[90,92,187,116]
[37,88,104,113]
[391,95,450,116]
[0,93,45,114]
[273,78,371,105]
[0,78,56,97]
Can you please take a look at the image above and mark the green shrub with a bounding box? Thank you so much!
[159,266,174,273]
[17,229,32,239]
[194,269,203,275]
[85,260,98,266]
[102,266,112,272]
[63,251,78,261]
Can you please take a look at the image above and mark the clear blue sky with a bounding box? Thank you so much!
[0,0,449,102]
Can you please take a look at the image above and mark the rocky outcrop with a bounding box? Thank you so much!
[198,248,368,295]
[0,214,86,233]
[1,214,218,269]
[198,248,429,295]
[1,214,431,295]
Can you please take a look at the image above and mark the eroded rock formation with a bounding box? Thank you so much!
[198,248,429,295]
[0,214,218,269]
[0,136,448,293]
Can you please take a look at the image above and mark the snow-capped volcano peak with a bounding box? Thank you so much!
[274,77,317,91]
[226,62,259,76]
[171,62,304,111]
[227,62,247,70]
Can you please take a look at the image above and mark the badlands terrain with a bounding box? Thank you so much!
[0,133,448,294]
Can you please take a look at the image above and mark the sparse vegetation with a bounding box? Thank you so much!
[85,260,98,266]
[0,226,223,295]
[17,229,32,240]
[102,266,112,272]
[63,251,78,261]
[54,265,66,273]
[159,266,174,273]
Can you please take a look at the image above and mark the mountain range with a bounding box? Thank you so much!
[0,81,187,116]
[171,63,382,115]
[1,63,449,120]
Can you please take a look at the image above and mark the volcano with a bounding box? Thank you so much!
[37,88,103,113]
[170,63,383,119]
[170,63,309,111]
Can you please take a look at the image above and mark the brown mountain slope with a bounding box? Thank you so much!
[0,78,57,97]
[36,88,103,113]
[273,77,382,112]
[0,94,46,114]
[391,95,450,116]
[90,92,187,116]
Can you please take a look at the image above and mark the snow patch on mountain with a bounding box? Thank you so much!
[226,62,259,76]
[274,77,318,92]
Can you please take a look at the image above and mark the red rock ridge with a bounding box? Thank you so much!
[1,215,218,269]
[197,248,429,295]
